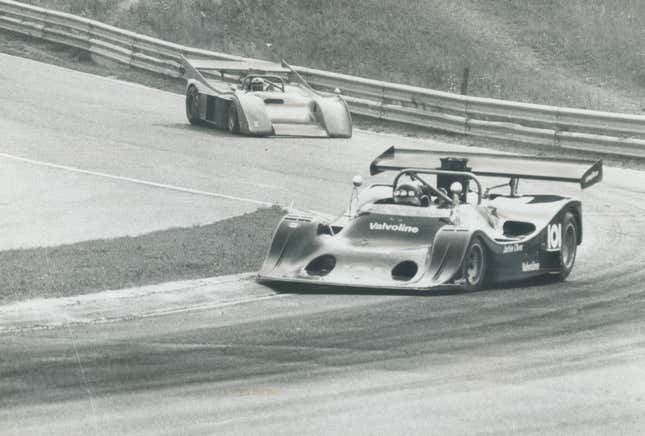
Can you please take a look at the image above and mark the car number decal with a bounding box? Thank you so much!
[547,223,562,251]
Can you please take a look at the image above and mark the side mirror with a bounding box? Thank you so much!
[352,175,363,188]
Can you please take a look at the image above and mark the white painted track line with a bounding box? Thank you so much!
[0,151,273,207]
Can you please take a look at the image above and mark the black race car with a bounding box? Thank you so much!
[258,147,603,291]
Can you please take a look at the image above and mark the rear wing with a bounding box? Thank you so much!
[182,57,290,75]
[179,55,296,95]
[369,147,603,189]
[179,55,230,94]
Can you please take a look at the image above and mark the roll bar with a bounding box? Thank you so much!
[394,168,483,205]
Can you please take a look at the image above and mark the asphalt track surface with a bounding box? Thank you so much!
[1,53,645,435]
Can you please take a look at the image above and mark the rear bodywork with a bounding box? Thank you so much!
[181,56,352,137]
[258,147,602,291]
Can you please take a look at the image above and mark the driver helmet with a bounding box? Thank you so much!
[393,182,430,207]
[250,77,265,91]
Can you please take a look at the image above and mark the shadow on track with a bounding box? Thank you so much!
[261,274,564,298]
[157,123,347,140]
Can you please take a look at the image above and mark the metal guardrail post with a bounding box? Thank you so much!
[554,108,562,148]
[464,98,471,136]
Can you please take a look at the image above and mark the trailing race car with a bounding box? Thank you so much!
[258,147,603,291]
[180,56,352,137]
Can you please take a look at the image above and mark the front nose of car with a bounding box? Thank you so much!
[300,246,432,285]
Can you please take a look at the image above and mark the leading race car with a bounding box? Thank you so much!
[180,56,352,137]
[258,147,603,291]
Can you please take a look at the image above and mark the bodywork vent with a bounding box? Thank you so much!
[392,261,418,281]
[286,214,313,223]
[503,220,536,237]
[305,255,336,276]
[317,224,344,235]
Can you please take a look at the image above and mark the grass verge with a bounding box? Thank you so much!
[0,206,285,305]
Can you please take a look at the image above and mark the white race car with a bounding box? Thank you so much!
[181,56,352,137]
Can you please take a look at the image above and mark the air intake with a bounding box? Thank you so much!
[305,255,336,276]
[391,261,418,281]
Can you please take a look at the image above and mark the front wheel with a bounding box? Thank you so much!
[557,211,578,281]
[227,103,239,134]
[185,85,201,125]
[462,237,487,291]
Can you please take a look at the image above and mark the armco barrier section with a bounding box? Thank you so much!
[1,0,645,158]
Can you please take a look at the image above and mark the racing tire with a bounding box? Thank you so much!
[557,211,577,281]
[227,103,240,134]
[185,86,202,125]
[462,237,487,292]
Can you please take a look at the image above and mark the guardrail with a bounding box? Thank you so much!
[2,0,645,158]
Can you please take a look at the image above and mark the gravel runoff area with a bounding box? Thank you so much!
[0,207,286,305]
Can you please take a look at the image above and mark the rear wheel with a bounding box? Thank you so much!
[463,237,487,291]
[185,86,201,125]
[227,103,239,134]
[557,211,577,281]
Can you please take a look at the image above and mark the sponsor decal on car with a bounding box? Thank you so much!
[522,261,540,272]
[503,243,523,254]
[369,222,419,234]
[547,223,562,251]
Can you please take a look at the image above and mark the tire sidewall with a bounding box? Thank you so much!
[227,103,239,133]
[463,237,487,292]
[558,211,578,280]
[186,86,200,124]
